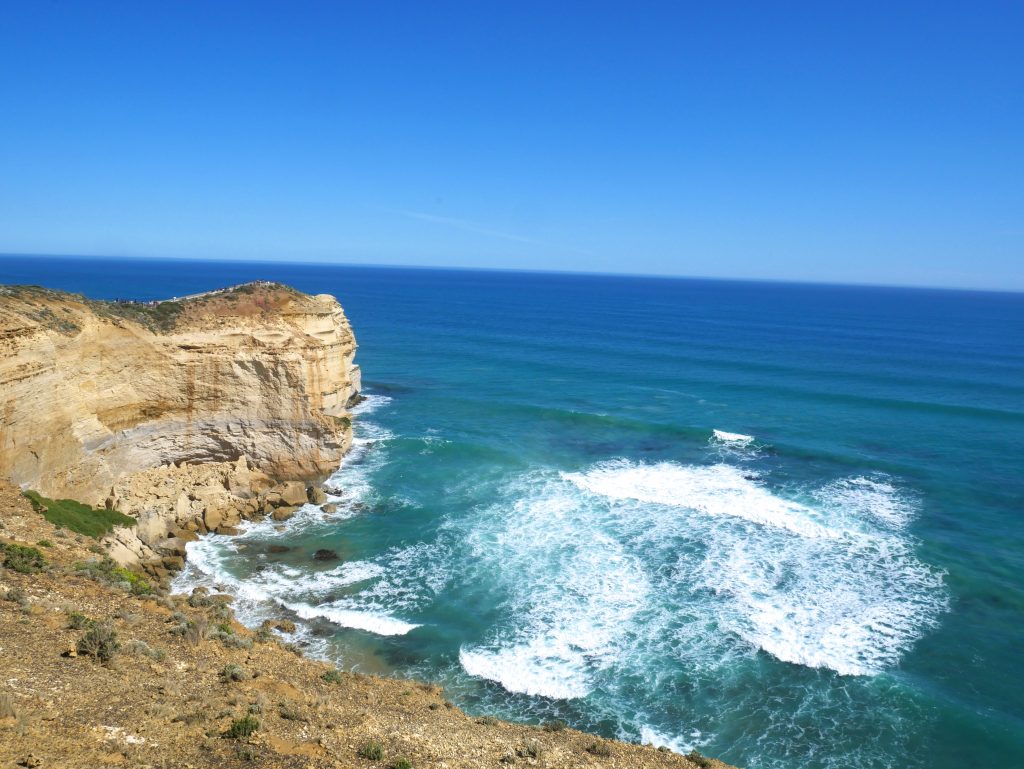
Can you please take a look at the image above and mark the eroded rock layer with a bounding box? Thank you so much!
[0,283,361,504]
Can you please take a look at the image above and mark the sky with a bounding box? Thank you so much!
[0,1,1021,290]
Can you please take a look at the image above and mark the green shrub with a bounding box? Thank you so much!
[188,590,213,608]
[22,490,134,539]
[77,621,120,661]
[687,750,713,768]
[518,741,544,759]
[37,539,53,548]
[586,741,612,757]
[1,543,47,574]
[225,715,259,739]
[125,639,166,661]
[219,663,246,682]
[73,557,152,595]
[358,740,385,760]
[3,587,27,604]
[391,759,412,769]
[476,715,498,726]
[322,668,344,684]
[542,719,567,732]
[67,611,94,630]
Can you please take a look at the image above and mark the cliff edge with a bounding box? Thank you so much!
[0,282,361,504]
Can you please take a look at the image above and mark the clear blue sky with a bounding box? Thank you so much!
[1,1,1021,289]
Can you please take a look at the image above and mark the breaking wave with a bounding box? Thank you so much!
[457,458,946,699]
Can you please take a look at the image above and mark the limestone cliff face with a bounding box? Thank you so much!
[0,283,361,504]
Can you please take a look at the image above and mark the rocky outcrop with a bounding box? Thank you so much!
[103,456,328,573]
[0,283,361,504]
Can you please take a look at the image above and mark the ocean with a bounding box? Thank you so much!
[2,254,1022,769]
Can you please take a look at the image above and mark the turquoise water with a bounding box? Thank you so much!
[3,256,1023,768]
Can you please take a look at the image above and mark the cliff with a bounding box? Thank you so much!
[0,282,361,504]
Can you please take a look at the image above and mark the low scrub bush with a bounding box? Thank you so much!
[391,759,412,769]
[67,611,94,630]
[1,543,46,574]
[220,663,247,682]
[77,621,120,661]
[517,741,544,759]
[687,750,713,768]
[125,639,166,661]
[358,740,385,761]
[22,490,134,538]
[74,557,152,595]
[586,741,613,757]
[322,668,344,684]
[225,715,259,739]
[3,587,27,605]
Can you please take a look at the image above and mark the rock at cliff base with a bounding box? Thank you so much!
[308,486,328,505]
[279,481,309,507]
[261,618,297,634]
[313,549,339,561]
[272,506,299,522]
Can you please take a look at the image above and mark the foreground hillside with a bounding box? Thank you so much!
[0,479,731,769]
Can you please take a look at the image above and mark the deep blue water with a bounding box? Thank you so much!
[3,254,1023,769]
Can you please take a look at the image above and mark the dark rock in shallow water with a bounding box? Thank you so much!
[267,544,290,554]
[313,549,339,561]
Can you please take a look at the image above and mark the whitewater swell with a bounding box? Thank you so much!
[457,457,946,700]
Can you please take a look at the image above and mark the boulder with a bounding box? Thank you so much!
[220,507,243,528]
[174,493,192,523]
[215,525,241,536]
[204,506,224,532]
[271,506,299,522]
[322,503,338,514]
[261,619,297,634]
[308,486,328,505]
[267,544,291,554]
[280,481,309,507]
[313,549,339,561]
[135,510,167,546]
[154,537,187,557]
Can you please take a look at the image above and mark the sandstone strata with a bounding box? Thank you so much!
[0,283,361,503]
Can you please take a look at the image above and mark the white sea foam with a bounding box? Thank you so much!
[457,458,945,695]
[562,460,838,539]
[713,429,754,444]
[291,602,420,636]
[459,639,595,699]
[456,477,650,698]
[816,476,914,529]
[350,392,393,416]
[638,725,703,754]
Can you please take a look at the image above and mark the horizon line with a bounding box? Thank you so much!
[1,250,1020,297]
